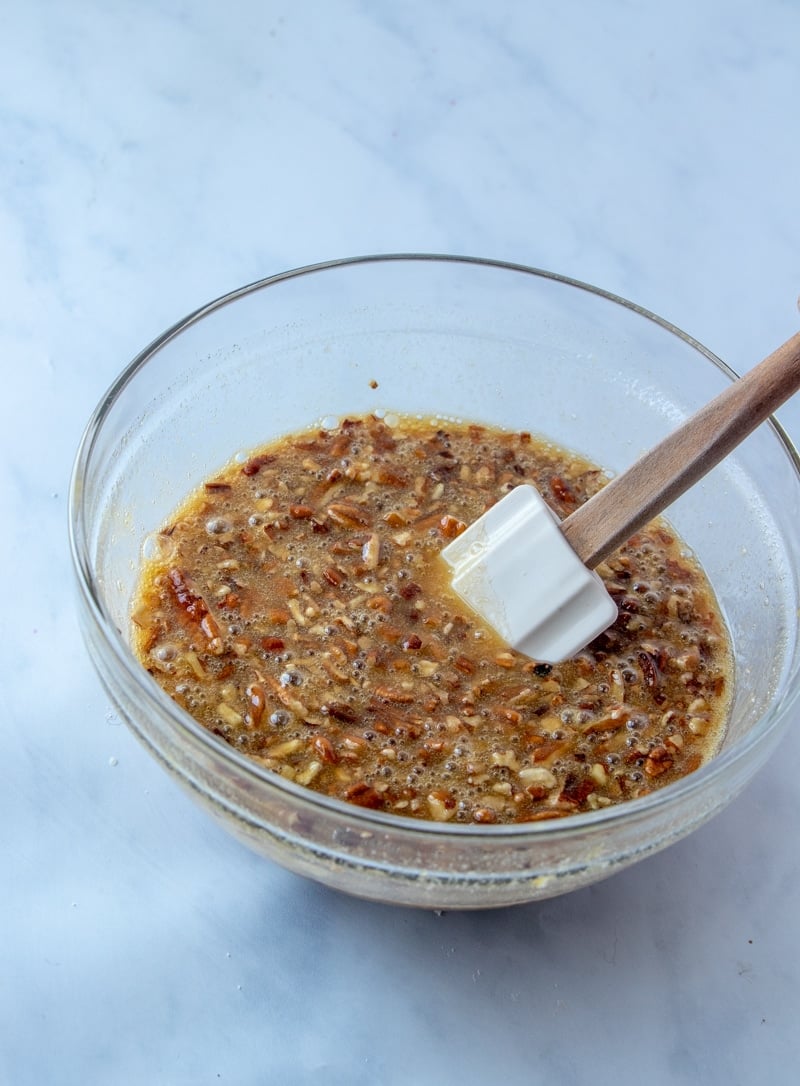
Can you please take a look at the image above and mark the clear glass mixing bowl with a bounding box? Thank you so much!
[69,255,800,908]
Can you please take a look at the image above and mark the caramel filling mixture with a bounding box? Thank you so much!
[132,415,731,824]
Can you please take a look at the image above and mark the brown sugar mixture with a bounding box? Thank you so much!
[132,414,731,824]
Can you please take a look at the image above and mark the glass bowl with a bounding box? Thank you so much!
[69,255,800,909]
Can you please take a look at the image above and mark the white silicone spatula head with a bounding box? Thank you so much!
[442,331,800,663]
[441,485,617,662]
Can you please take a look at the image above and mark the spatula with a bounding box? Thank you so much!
[441,330,800,663]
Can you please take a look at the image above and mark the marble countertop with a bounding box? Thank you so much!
[3,3,800,1083]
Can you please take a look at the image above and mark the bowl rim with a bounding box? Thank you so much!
[68,252,800,841]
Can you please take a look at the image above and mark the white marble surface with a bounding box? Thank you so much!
[3,2,800,1082]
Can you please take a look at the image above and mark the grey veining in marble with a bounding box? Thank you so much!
[2,2,799,1083]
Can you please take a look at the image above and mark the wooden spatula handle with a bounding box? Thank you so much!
[561,330,800,569]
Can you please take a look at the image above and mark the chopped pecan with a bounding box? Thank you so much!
[246,683,266,727]
[327,502,369,527]
[375,468,407,486]
[638,650,666,705]
[559,774,595,806]
[550,476,576,504]
[439,514,466,539]
[398,581,422,601]
[241,453,276,476]
[312,735,339,764]
[323,566,347,587]
[345,782,385,808]
[323,702,359,723]
[644,746,674,777]
[373,686,415,704]
[167,569,220,640]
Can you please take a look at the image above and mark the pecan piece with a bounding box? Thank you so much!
[361,534,381,569]
[439,515,466,539]
[644,746,674,777]
[167,568,220,640]
[345,782,384,808]
[323,702,359,723]
[246,683,266,727]
[312,736,339,764]
[373,686,414,704]
[241,453,276,476]
[167,568,208,623]
[638,651,666,704]
[453,654,475,675]
[289,504,314,519]
[427,790,456,821]
[323,566,347,587]
[559,773,595,806]
[550,476,576,505]
[327,502,369,527]
[375,468,408,486]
